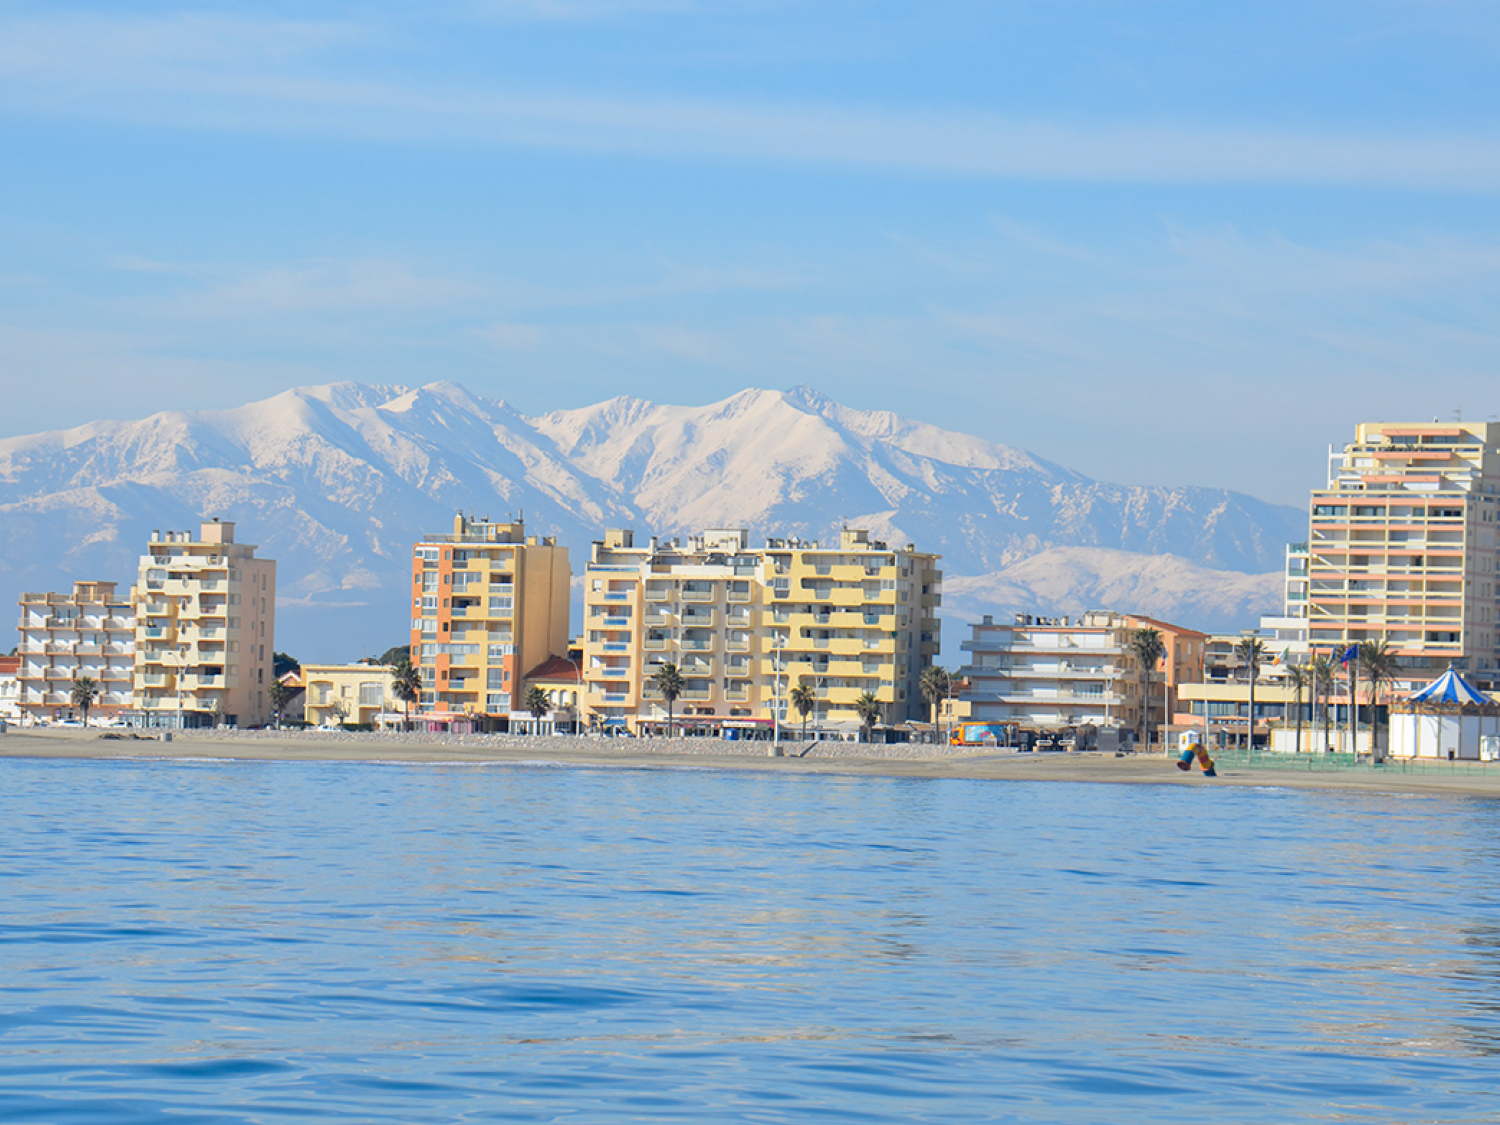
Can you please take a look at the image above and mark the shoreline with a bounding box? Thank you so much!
[5,728,1500,798]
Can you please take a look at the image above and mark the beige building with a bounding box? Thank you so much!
[132,519,277,728]
[1308,421,1500,689]
[407,515,570,730]
[582,527,941,736]
[302,664,398,728]
[16,581,135,724]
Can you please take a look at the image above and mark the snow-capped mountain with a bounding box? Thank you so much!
[0,381,1305,660]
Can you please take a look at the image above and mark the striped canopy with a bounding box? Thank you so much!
[1408,667,1493,707]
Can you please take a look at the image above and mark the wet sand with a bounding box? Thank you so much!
[5,726,1500,799]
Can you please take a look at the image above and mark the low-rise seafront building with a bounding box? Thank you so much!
[0,654,24,723]
[582,527,942,736]
[16,581,135,724]
[407,515,570,732]
[301,663,399,728]
[131,519,277,729]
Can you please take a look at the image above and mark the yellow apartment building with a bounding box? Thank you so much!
[582,527,942,736]
[16,581,135,724]
[407,515,570,731]
[1308,421,1500,690]
[302,664,399,728]
[131,519,277,728]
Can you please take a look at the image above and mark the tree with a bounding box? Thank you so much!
[854,691,882,743]
[653,663,684,737]
[273,652,301,679]
[268,678,295,730]
[1311,654,1336,752]
[525,685,551,726]
[920,665,952,739]
[391,658,422,731]
[790,681,816,742]
[1128,628,1165,750]
[1359,638,1399,755]
[70,676,99,727]
[377,644,411,666]
[1285,663,1308,754]
[1234,636,1266,749]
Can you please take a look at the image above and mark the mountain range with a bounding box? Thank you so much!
[0,381,1305,660]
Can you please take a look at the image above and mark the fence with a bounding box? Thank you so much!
[1208,745,1497,777]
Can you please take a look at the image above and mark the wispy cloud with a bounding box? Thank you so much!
[5,10,1500,190]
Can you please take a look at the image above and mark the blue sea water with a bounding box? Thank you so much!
[3,759,1500,1123]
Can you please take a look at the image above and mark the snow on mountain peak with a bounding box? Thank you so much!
[0,378,1304,660]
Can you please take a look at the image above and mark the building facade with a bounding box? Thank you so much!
[131,519,277,728]
[302,664,398,728]
[16,581,135,724]
[407,515,570,729]
[1307,421,1500,689]
[582,528,941,736]
[960,612,1143,739]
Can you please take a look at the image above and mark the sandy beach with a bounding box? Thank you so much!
[5,726,1500,799]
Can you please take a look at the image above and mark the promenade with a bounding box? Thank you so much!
[6,727,1500,799]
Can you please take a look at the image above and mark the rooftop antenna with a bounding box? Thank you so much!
[1455,407,1464,422]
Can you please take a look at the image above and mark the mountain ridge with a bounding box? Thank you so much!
[0,380,1305,660]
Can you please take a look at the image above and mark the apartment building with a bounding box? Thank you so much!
[959,611,1202,747]
[407,515,570,730]
[132,519,277,728]
[15,581,135,724]
[302,664,397,728]
[960,613,1139,738]
[1307,421,1500,688]
[582,527,941,736]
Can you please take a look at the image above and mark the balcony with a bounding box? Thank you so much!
[681,588,715,603]
[644,612,670,627]
[645,588,672,602]
[680,638,714,652]
[681,689,713,702]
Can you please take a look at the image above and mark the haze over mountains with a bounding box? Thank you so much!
[0,381,1303,660]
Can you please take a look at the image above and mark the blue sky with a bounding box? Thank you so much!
[4,1,1500,505]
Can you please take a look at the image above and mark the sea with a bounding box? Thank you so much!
[3,757,1499,1124]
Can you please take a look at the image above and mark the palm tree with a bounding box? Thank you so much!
[653,663,684,737]
[1359,638,1399,756]
[1234,636,1266,749]
[789,680,816,742]
[70,676,99,727]
[854,691,882,743]
[1311,653,1336,752]
[391,658,422,731]
[1284,663,1308,754]
[919,665,952,738]
[1128,628,1164,751]
[268,678,295,730]
[525,685,551,729]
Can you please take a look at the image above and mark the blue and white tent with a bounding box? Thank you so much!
[1407,667,1495,709]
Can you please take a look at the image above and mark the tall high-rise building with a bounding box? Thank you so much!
[1307,421,1500,687]
[132,519,277,728]
[407,515,570,730]
[16,581,135,724]
[582,527,941,736]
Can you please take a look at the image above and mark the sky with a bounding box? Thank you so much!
[4,1,1500,506]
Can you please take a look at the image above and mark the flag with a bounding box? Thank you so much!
[1340,645,1358,666]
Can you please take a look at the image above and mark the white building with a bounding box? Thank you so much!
[15,581,135,724]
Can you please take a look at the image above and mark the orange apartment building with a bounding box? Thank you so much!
[1307,421,1500,690]
[408,515,570,730]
